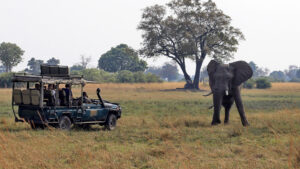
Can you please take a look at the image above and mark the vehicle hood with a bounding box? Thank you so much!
[104,102,120,109]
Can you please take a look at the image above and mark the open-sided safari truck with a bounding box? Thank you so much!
[11,65,121,130]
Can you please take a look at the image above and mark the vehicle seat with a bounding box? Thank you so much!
[31,90,40,106]
[22,90,31,105]
[13,89,23,105]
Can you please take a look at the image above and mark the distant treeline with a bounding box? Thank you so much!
[0,41,299,89]
[0,69,162,88]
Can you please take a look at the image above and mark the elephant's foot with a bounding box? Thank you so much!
[224,120,229,125]
[242,120,250,127]
[211,119,221,126]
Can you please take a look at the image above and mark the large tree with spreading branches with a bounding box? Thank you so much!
[138,0,244,89]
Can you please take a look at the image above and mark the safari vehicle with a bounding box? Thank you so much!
[11,65,121,130]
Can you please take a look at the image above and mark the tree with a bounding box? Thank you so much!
[297,69,300,79]
[0,42,24,72]
[256,67,269,77]
[25,58,44,75]
[80,55,91,69]
[249,61,269,78]
[285,65,299,81]
[46,57,60,66]
[0,65,5,74]
[160,62,179,81]
[249,61,258,77]
[98,44,147,72]
[269,71,287,82]
[200,66,208,83]
[146,67,162,77]
[138,0,244,89]
[70,64,84,72]
[146,62,180,81]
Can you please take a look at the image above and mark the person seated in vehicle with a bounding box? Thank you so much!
[63,84,73,106]
[45,84,55,106]
[59,88,67,106]
[82,92,92,104]
[34,84,41,90]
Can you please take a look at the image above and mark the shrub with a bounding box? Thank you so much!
[145,73,163,83]
[243,79,255,89]
[133,71,147,83]
[69,68,162,83]
[0,72,14,88]
[290,78,300,82]
[116,70,134,83]
[71,69,116,83]
[256,78,271,89]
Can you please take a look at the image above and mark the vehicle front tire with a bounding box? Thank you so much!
[105,113,117,130]
[59,116,72,130]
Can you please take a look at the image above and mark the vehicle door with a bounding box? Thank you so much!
[82,104,109,122]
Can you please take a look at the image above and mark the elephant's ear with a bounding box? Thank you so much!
[229,61,253,86]
[207,60,220,89]
[207,60,219,77]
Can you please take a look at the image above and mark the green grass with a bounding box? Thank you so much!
[0,83,300,169]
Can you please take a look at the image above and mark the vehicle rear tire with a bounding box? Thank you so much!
[105,113,117,130]
[59,116,72,130]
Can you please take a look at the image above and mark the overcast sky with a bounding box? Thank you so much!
[0,0,299,74]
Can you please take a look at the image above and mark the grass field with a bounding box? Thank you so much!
[1,82,300,169]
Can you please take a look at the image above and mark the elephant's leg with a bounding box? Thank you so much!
[223,96,234,124]
[233,88,249,126]
[212,93,222,125]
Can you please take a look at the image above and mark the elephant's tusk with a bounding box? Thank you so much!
[225,90,229,96]
[203,91,213,97]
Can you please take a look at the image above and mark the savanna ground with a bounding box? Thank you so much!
[1,82,300,169]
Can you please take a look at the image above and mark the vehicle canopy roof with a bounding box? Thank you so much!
[12,74,86,85]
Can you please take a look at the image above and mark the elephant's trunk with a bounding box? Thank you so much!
[211,92,222,125]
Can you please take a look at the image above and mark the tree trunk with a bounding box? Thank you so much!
[178,63,193,89]
[193,56,205,90]
[5,65,9,72]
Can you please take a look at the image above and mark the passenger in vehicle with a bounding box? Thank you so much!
[35,84,41,90]
[59,88,67,106]
[82,92,92,104]
[46,84,55,106]
[63,84,73,106]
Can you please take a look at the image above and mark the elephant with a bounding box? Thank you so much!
[206,60,253,126]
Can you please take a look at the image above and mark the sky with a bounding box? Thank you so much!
[0,0,299,75]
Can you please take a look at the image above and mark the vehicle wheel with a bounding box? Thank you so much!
[105,113,117,130]
[59,116,72,130]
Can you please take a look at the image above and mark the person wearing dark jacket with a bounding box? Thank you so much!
[63,84,73,106]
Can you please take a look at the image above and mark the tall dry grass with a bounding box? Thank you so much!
[0,82,299,168]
